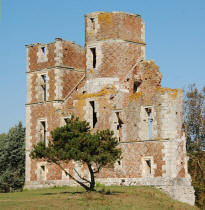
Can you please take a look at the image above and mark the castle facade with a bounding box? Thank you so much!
[25,12,195,205]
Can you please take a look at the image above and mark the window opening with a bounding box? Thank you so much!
[116,112,123,141]
[41,165,45,171]
[145,107,153,139]
[64,118,69,124]
[41,75,47,101]
[118,161,121,165]
[133,80,142,93]
[90,48,96,68]
[145,159,151,175]
[40,121,46,145]
[90,18,95,30]
[90,101,97,128]
[41,47,45,55]
[64,116,71,125]
[40,165,46,181]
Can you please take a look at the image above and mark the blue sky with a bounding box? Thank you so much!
[0,0,204,133]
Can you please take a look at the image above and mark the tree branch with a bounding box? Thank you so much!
[53,160,90,191]
[73,168,90,184]
[93,163,103,174]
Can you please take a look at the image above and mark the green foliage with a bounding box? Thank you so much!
[0,122,25,192]
[183,84,205,152]
[188,152,205,209]
[95,182,106,188]
[31,116,122,191]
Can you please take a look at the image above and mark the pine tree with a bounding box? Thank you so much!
[31,116,121,191]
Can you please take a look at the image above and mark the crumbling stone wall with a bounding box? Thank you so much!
[25,11,195,205]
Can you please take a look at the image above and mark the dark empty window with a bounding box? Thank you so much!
[90,18,95,30]
[41,75,47,101]
[116,112,124,142]
[90,101,97,128]
[90,48,96,68]
[64,117,70,124]
[41,165,45,171]
[133,80,142,93]
[145,160,151,174]
[39,165,46,181]
[41,47,45,55]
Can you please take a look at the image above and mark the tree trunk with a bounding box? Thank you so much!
[88,164,95,191]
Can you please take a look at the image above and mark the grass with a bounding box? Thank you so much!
[0,186,199,210]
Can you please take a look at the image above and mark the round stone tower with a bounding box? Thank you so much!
[85,11,145,81]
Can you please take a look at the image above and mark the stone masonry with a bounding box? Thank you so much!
[25,12,195,205]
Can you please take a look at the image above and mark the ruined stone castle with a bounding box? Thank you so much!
[25,12,195,205]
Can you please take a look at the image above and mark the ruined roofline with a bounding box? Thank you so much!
[25,11,142,48]
[85,11,141,18]
[25,38,84,49]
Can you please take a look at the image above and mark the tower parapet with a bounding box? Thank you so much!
[85,12,145,80]
[85,11,145,44]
